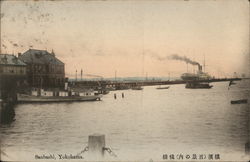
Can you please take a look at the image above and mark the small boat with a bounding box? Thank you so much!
[101,90,109,95]
[115,85,130,90]
[185,82,213,89]
[106,87,116,91]
[131,86,143,90]
[95,87,110,95]
[156,86,170,90]
[229,80,236,86]
[17,89,102,103]
[231,99,248,104]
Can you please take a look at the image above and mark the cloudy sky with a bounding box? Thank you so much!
[0,0,249,78]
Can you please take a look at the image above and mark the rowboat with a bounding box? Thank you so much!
[231,99,248,104]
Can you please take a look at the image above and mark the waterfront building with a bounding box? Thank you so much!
[0,54,27,99]
[19,49,65,88]
[0,54,27,76]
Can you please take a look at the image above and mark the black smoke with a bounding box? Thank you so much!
[168,54,201,66]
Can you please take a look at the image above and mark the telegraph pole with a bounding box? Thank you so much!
[115,70,117,81]
[0,1,2,54]
[203,54,206,73]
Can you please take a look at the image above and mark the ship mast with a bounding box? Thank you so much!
[81,69,83,81]
[115,70,117,81]
[75,70,77,81]
[203,54,206,73]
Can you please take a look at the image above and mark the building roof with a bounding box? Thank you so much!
[19,49,64,65]
[0,54,26,66]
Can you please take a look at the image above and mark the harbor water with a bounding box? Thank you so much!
[1,81,249,161]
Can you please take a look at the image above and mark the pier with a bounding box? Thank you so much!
[70,77,242,89]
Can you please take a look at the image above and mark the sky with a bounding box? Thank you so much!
[0,0,249,78]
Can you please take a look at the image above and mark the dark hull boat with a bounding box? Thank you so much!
[231,99,248,104]
[185,82,213,89]
[156,86,170,90]
[115,85,130,90]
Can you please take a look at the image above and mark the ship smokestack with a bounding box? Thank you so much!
[198,65,202,72]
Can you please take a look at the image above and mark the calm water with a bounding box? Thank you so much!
[1,80,249,161]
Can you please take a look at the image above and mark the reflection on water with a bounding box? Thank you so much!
[0,80,249,161]
[0,101,16,124]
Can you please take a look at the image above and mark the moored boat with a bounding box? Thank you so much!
[131,86,143,90]
[185,82,213,89]
[17,89,102,103]
[156,86,170,90]
[231,99,248,104]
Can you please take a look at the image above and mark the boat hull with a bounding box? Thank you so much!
[156,86,170,89]
[231,99,248,104]
[131,88,143,90]
[17,94,102,103]
[185,82,213,89]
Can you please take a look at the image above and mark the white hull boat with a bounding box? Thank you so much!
[17,93,102,102]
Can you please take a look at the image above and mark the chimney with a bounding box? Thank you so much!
[51,49,55,57]
[18,53,21,57]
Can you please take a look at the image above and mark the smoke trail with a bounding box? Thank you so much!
[144,50,169,61]
[144,50,201,68]
[168,54,200,66]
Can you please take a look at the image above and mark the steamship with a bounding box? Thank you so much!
[181,64,213,89]
[181,64,211,81]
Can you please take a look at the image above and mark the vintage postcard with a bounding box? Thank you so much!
[0,0,249,161]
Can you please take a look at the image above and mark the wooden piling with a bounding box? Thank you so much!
[122,93,124,98]
[88,134,105,157]
[245,142,250,155]
[114,93,116,99]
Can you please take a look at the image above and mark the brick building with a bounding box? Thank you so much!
[19,49,65,88]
